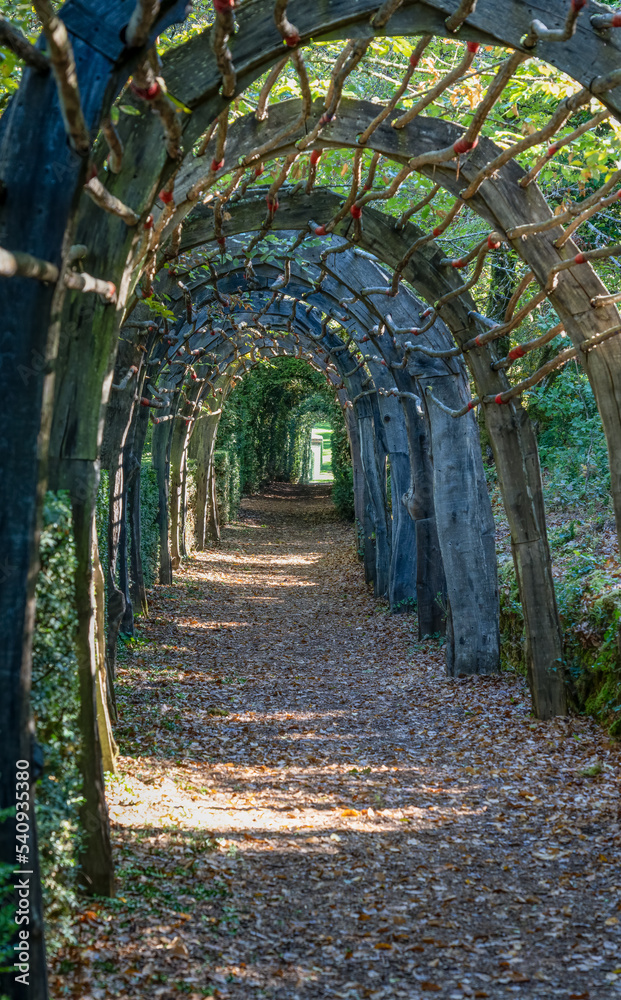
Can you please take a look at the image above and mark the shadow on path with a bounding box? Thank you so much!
[51,485,621,1000]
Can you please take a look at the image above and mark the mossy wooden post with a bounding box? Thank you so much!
[190,408,222,547]
[128,399,151,617]
[70,490,115,896]
[92,523,118,773]
[344,406,366,559]
[0,0,186,979]
[188,399,220,551]
[352,398,391,598]
[371,367,418,612]
[169,419,189,569]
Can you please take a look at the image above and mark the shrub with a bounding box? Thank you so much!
[140,463,160,586]
[499,547,621,734]
[31,493,81,955]
[214,449,241,525]
[332,464,355,521]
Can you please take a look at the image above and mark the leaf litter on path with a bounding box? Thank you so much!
[50,484,621,1000]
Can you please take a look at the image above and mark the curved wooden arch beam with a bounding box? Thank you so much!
[168,279,396,599]
[171,98,621,550]
[203,251,495,654]
[51,4,621,499]
[164,260,501,675]
[164,277,411,606]
[144,0,621,158]
[185,326,374,575]
[176,198,564,714]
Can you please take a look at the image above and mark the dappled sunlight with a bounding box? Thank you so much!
[197,551,324,568]
[56,485,621,1000]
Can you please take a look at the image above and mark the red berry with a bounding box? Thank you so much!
[159,189,174,204]
[350,204,362,219]
[310,150,322,165]
[453,136,478,155]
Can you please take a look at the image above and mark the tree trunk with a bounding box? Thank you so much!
[71,494,115,897]
[106,457,126,688]
[92,524,118,773]
[127,403,151,617]
[119,483,134,637]
[190,410,221,549]
[486,399,566,718]
[169,421,190,569]
[358,412,391,598]
[425,376,500,675]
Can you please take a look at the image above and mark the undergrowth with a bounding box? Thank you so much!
[31,493,82,955]
[499,524,621,736]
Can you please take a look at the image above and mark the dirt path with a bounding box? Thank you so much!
[52,485,621,1000]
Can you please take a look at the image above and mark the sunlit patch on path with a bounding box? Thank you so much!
[50,485,621,1000]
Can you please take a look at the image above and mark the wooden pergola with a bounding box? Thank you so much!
[2,2,621,994]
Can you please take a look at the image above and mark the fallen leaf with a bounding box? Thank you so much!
[167,936,189,958]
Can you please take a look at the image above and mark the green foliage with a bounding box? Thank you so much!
[31,493,81,956]
[332,463,355,521]
[526,363,611,509]
[95,469,109,571]
[216,358,343,486]
[140,463,160,588]
[0,2,39,113]
[214,449,241,525]
[499,542,621,735]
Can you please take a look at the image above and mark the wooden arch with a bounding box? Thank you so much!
[152,241,501,671]
[166,99,621,527]
[172,194,562,715]
[3,4,621,991]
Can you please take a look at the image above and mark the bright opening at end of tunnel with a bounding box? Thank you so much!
[310,423,334,482]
